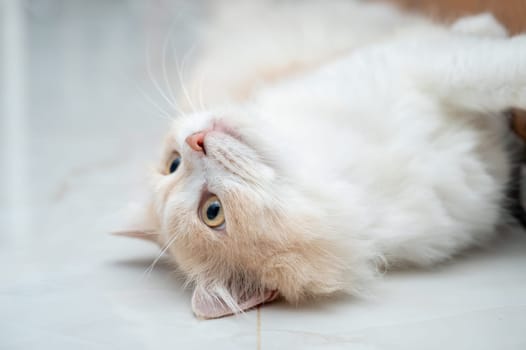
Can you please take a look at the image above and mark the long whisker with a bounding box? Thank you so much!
[161,22,179,109]
[173,43,198,113]
[196,67,208,112]
[131,80,175,121]
[180,44,198,112]
[143,233,179,277]
[115,70,174,121]
[145,38,182,114]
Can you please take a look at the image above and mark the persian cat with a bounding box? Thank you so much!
[117,0,526,319]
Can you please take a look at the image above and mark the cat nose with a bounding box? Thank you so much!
[186,131,206,153]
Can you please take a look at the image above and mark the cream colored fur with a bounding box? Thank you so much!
[126,1,526,318]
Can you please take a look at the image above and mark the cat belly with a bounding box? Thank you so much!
[339,109,512,266]
[253,35,517,267]
[260,98,512,266]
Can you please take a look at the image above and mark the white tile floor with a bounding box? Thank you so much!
[1,1,526,349]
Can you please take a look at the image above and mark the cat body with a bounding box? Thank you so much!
[123,1,526,318]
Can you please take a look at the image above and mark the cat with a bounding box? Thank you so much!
[116,0,526,319]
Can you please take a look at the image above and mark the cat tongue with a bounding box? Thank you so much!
[191,287,278,319]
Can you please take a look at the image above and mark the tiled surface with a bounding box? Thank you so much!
[1,1,526,349]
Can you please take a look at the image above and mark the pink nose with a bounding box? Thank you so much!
[185,131,206,153]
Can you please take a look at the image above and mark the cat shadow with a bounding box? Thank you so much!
[110,255,189,291]
[108,230,526,315]
[267,292,358,315]
[266,230,526,314]
[387,229,526,277]
[112,256,172,271]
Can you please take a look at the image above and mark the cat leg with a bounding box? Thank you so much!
[413,35,526,112]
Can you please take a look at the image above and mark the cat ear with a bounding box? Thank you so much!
[111,201,162,244]
[111,229,160,243]
[191,284,278,319]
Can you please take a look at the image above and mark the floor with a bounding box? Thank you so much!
[1,1,526,349]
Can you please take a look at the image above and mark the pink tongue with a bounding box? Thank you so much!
[192,288,279,319]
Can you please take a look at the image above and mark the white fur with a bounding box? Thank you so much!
[140,1,526,317]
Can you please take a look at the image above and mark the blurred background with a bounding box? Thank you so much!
[1,1,526,349]
[391,0,526,35]
[1,1,207,348]
[0,0,212,276]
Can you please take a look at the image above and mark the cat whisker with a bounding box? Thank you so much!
[131,81,175,121]
[142,232,179,277]
[145,38,182,115]
[196,67,209,112]
[116,71,174,121]
[161,21,180,111]
[173,42,198,113]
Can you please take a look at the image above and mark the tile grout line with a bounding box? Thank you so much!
[257,306,262,350]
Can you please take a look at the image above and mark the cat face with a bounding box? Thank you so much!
[143,109,357,318]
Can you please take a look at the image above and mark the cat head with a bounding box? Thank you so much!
[123,107,373,318]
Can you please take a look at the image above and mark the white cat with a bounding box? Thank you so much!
[118,1,526,319]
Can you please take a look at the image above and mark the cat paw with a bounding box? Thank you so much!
[451,13,508,38]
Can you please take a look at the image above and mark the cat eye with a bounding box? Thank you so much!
[167,153,181,174]
[200,195,225,228]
